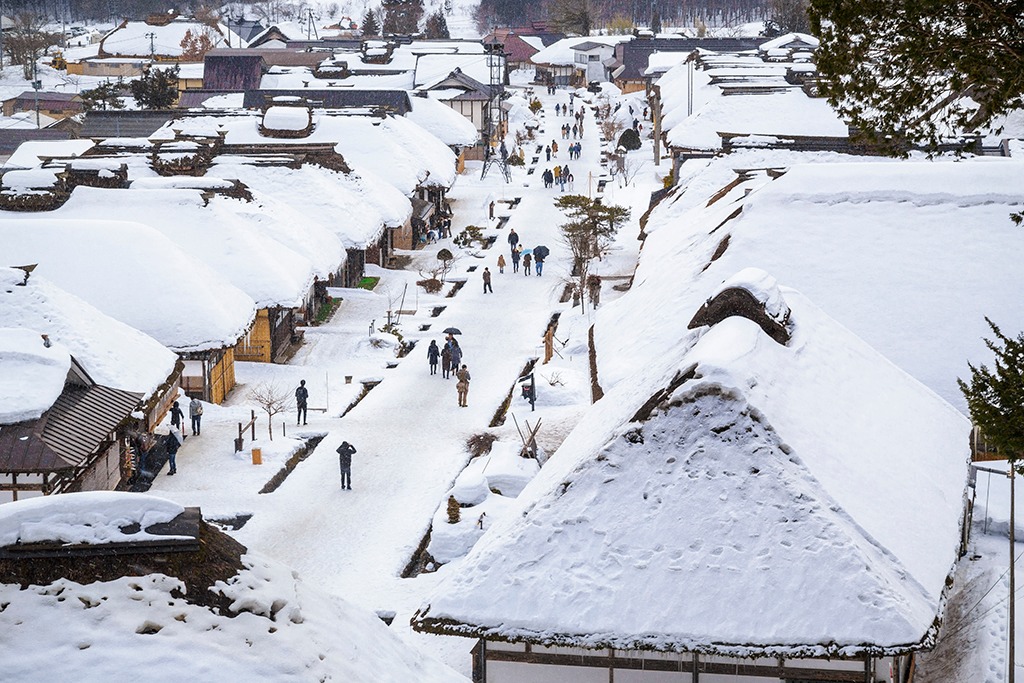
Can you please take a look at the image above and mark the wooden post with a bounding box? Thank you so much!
[250,409,256,440]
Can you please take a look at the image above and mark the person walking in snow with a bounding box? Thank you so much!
[441,341,452,379]
[508,228,519,254]
[336,441,356,490]
[165,428,182,475]
[511,246,521,273]
[169,400,185,436]
[551,140,558,155]
[456,365,471,407]
[523,252,532,275]
[483,267,493,294]
[497,253,506,274]
[427,340,440,375]
[534,252,545,276]
[450,338,463,369]
[545,145,551,162]
[189,397,203,436]
[295,379,309,425]
[572,124,578,139]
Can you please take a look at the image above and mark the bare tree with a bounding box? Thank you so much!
[249,382,292,441]
[619,155,647,186]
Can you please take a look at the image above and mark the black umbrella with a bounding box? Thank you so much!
[442,327,462,335]
[533,245,550,260]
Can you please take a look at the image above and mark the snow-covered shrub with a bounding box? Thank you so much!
[446,495,460,524]
[617,128,641,151]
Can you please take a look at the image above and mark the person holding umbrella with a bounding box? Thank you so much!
[533,246,549,276]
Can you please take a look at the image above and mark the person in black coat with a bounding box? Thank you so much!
[508,228,519,254]
[427,340,440,375]
[165,430,181,475]
[295,379,309,425]
[169,400,185,437]
[337,441,356,490]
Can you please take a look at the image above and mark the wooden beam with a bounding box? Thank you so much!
[484,648,868,682]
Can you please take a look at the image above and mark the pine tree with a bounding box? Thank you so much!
[424,9,450,39]
[810,0,1024,151]
[129,66,179,109]
[446,495,461,524]
[959,319,1024,460]
[382,0,424,35]
[361,9,380,36]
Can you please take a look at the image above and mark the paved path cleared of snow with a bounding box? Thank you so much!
[149,85,653,673]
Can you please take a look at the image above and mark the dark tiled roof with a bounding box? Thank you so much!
[242,89,412,113]
[0,384,141,473]
[616,38,763,81]
[80,110,177,138]
[204,48,323,68]
[202,53,264,91]
[0,129,73,156]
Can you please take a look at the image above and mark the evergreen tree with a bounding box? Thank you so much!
[424,9,450,39]
[129,66,179,109]
[382,0,424,35]
[762,0,810,37]
[650,8,661,33]
[80,81,126,111]
[547,0,592,36]
[446,495,461,524]
[361,9,380,36]
[810,0,1024,151]
[959,319,1024,460]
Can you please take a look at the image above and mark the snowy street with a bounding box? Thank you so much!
[146,84,651,673]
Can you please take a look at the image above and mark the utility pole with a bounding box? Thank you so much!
[1011,465,1016,683]
[147,32,156,57]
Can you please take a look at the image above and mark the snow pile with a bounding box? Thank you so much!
[0,267,177,402]
[6,140,94,169]
[0,491,185,546]
[262,105,311,132]
[416,276,971,655]
[426,444,540,566]
[0,327,70,424]
[1,168,62,192]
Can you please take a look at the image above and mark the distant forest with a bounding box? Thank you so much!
[1,0,771,29]
[476,0,772,32]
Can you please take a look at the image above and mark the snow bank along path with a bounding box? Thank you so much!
[149,86,621,668]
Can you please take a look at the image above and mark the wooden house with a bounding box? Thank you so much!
[0,336,142,501]
[414,274,972,683]
[2,91,83,120]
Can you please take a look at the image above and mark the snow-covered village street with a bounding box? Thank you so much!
[2,6,1024,682]
[139,84,652,670]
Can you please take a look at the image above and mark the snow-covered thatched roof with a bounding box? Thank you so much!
[0,219,255,352]
[0,267,178,405]
[414,270,971,657]
[408,95,479,147]
[46,187,317,310]
[0,491,468,683]
[616,157,1024,411]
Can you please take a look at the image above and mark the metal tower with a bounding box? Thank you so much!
[480,37,510,182]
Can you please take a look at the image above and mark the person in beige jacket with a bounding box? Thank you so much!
[456,365,471,407]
